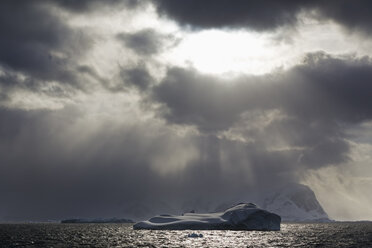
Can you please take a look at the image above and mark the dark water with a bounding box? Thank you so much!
[0,222,371,247]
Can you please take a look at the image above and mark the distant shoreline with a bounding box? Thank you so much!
[60,218,134,224]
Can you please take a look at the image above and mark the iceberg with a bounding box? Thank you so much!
[187,233,203,238]
[133,203,281,231]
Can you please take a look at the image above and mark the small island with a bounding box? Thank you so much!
[61,217,134,224]
[133,203,281,231]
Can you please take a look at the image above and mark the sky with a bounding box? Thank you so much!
[1,0,372,222]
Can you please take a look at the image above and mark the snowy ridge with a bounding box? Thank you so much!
[262,183,330,222]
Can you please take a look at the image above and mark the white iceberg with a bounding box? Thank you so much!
[133,203,281,231]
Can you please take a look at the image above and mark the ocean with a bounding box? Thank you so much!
[0,222,371,247]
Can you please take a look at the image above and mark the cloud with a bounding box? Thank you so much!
[117,28,178,56]
[0,1,90,83]
[1,52,372,221]
[120,64,154,91]
[54,0,142,13]
[315,0,372,35]
[0,1,139,108]
[153,0,372,34]
[154,52,372,127]
[152,52,372,169]
[152,0,308,31]
[152,67,265,131]
[0,0,103,109]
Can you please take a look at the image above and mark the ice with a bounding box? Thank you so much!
[187,233,203,238]
[133,203,281,231]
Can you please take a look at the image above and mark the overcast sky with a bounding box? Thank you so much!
[1,0,372,221]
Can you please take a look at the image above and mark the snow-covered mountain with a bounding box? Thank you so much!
[120,183,330,222]
[261,183,331,222]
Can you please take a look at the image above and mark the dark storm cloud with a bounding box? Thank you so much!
[155,52,372,129]
[115,28,179,91]
[53,0,141,13]
[299,137,349,167]
[152,0,372,34]
[153,52,372,169]
[0,0,119,104]
[117,29,178,56]
[120,64,154,90]
[153,0,309,31]
[315,0,372,35]
[117,29,162,55]
[154,69,244,131]
[0,1,89,84]
[282,53,372,122]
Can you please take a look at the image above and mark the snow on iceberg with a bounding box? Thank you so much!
[133,203,281,231]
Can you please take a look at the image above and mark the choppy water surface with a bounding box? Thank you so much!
[0,222,371,247]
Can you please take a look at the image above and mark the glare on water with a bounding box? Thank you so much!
[0,223,371,247]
